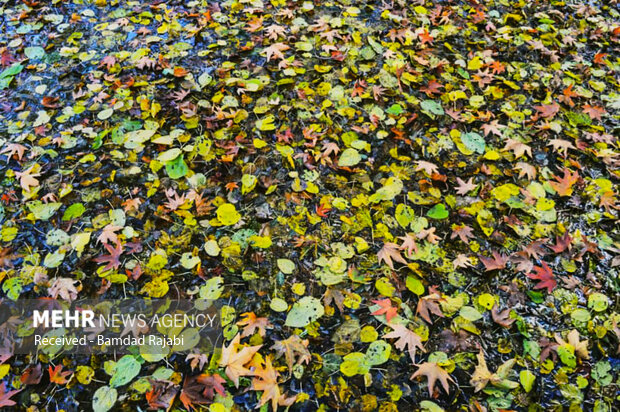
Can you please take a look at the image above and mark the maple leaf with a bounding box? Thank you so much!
[453,253,473,269]
[522,239,548,260]
[219,334,262,387]
[48,364,72,385]
[14,165,40,191]
[509,251,533,273]
[416,287,445,324]
[455,177,477,195]
[377,242,407,269]
[418,29,434,45]
[122,197,142,213]
[371,299,398,322]
[420,80,443,96]
[321,142,340,157]
[93,239,124,272]
[534,102,560,118]
[548,139,575,157]
[252,357,296,411]
[20,363,43,385]
[246,16,263,32]
[481,120,503,137]
[263,43,290,62]
[196,373,227,400]
[451,224,474,243]
[179,374,226,411]
[582,104,606,120]
[265,24,286,40]
[470,349,518,392]
[515,162,537,180]
[491,305,516,328]
[0,143,27,161]
[48,277,79,302]
[550,168,579,196]
[315,203,331,218]
[398,233,419,256]
[372,85,385,101]
[548,232,572,254]
[99,55,117,70]
[146,379,179,410]
[186,353,210,372]
[415,160,439,176]
[479,251,509,271]
[417,227,440,244]
[271,335,311,373]
[502,138,532,159]
[97,224,122,245]
[237,312,272,338]
[0,383,21,407]
[526,262,557,293]
[410,362,453,396]
[383,323,425,363]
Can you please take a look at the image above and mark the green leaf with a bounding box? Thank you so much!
[338,148,361,167]
[365,340,391,366]
[0,63,23,79]
[461,132,486,154]
[27,201,62,221]
[97,108,114,120]
[24,46,46,60]
[587,293,608,312]
[165,155,188,179]
[426,203,449,220]
[277,258,295,274]
[421,100,444,115]
[285,296,324,328]
[63,203,86,221]
[199,276,223,300]
[520,370,536,393]
[93,386,117,412]
[2,277,23,301]
[386,104,404,116]
[459,306,483,322]
[109,355,141,388]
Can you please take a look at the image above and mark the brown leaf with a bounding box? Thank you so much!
[416,287,445,324]
[270,335,311,373]
[383,323,425,363]
[410,362,453,396]
[146,379,179,410]
[377,242,407,270]
[479,251,509,271]
[491,305,515,328]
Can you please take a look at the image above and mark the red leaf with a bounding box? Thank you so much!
[21,364,42,385]
[527,262,557,293]
[48,364,72,385]
[548,232,572,254]
[371,299,398,322]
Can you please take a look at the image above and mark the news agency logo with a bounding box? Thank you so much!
[31,310,218,329]
[0,299,222,355]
